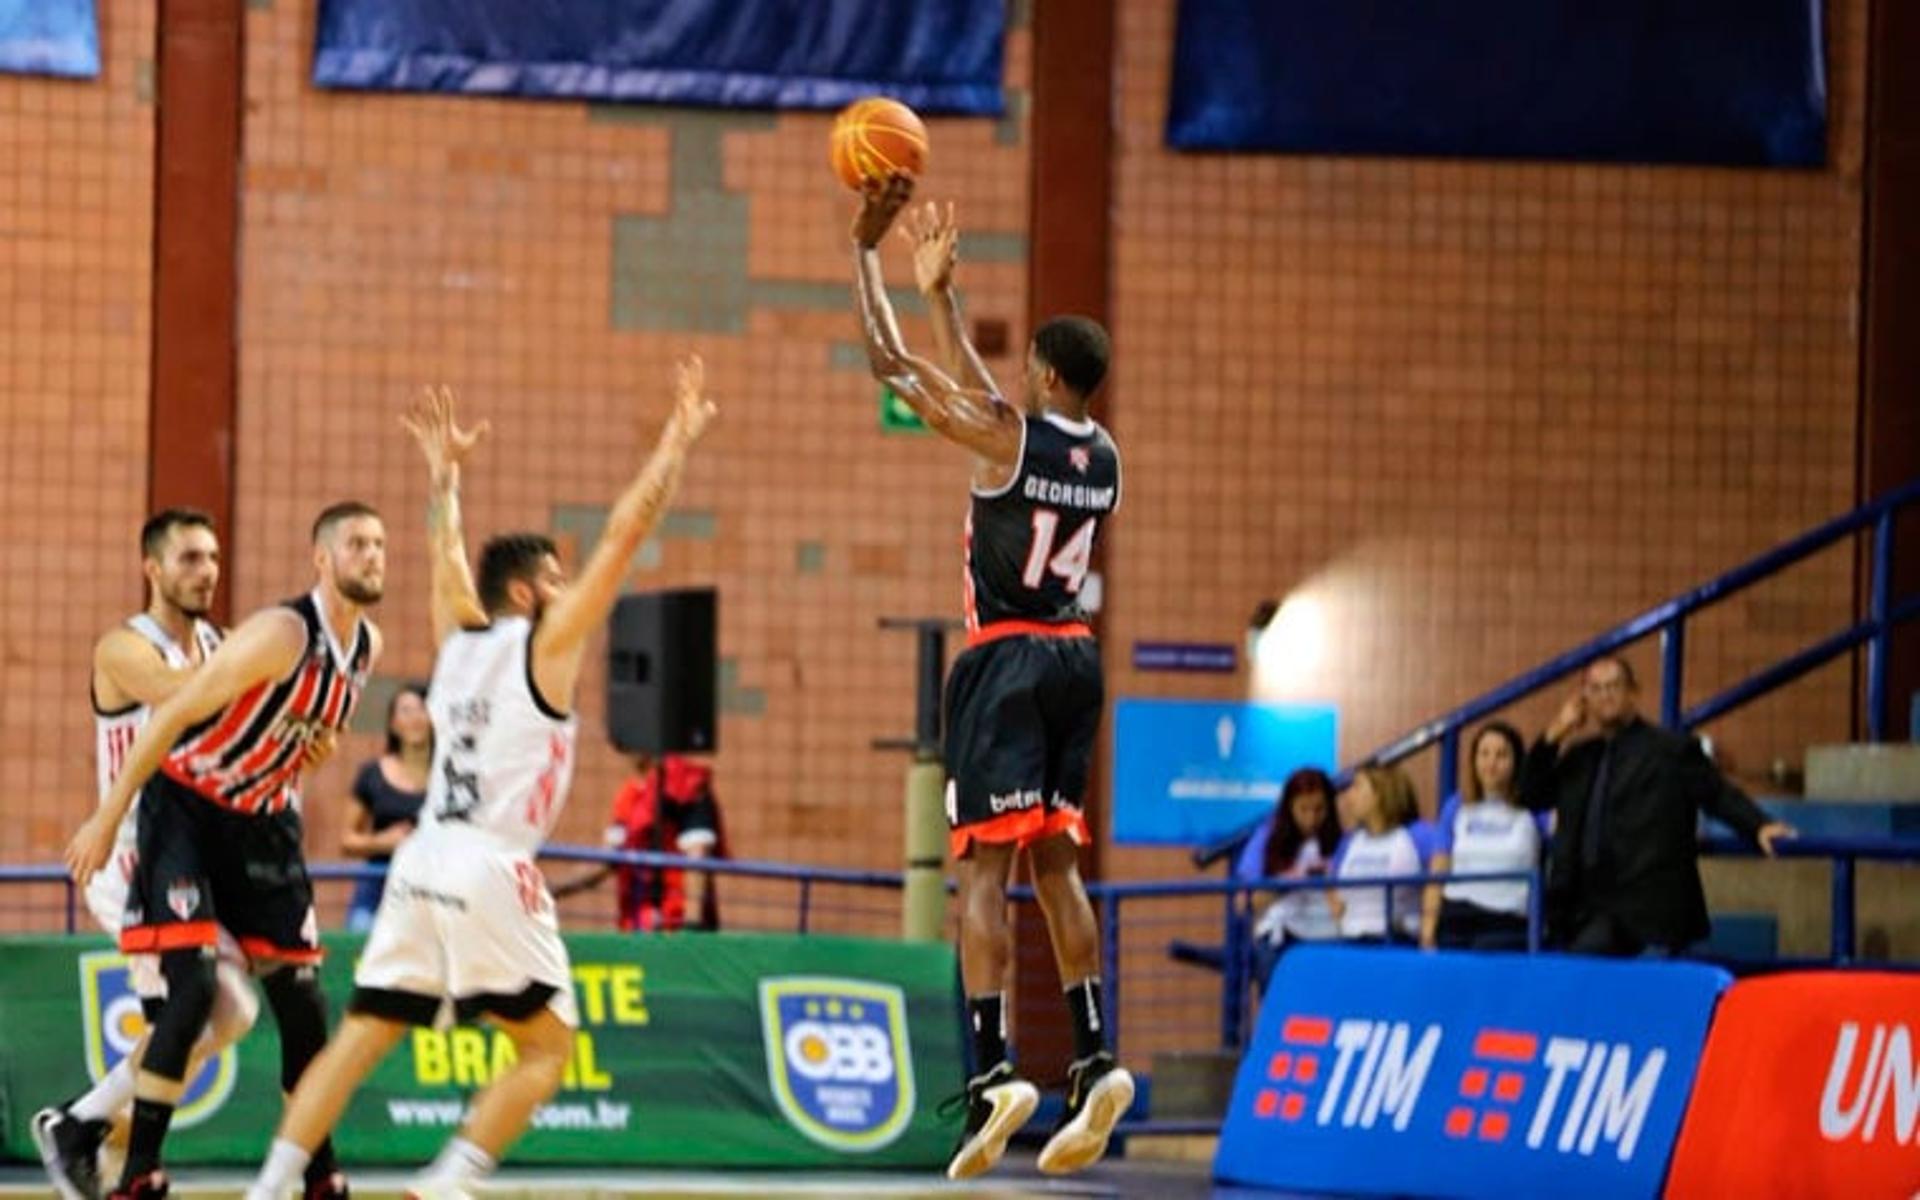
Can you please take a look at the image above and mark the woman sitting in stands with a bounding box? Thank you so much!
[1327,764,1437,945]
[1421,721,1546,951]
[1240,767,1342,991]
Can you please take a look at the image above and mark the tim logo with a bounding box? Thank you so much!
[79,951,235,1128]
[1247,1015,1666,1163]
[1820,1022,1920,1146]
[1068,446,1091,474]
[1253,1016,1440,1131]
[759,977,914,1153]
[1445,1028,1666,1161]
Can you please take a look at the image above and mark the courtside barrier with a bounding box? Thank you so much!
[1215,945,1728,1199]
[1667,971,1920,1198]
[0,931,962,1168]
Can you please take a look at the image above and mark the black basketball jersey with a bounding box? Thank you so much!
[964,412,1121,635]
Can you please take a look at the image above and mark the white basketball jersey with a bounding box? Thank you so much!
[94,614,223,802]
[422,616,579,854]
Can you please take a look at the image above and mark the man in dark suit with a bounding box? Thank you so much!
[1520,655,1795,956]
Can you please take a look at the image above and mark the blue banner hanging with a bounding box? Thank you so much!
[0,0,98,79]
[1215,946,1729,1198]
[1167,0,1825,167]
[313,0,1005,116]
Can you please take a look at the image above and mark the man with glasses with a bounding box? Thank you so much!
[1520,655,1795,956]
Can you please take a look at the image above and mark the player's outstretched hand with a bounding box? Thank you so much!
[65,812,115,887]
[669,353,718,445]
[851,173,915,248]
[401,384,490,486]
[901,199,958,295]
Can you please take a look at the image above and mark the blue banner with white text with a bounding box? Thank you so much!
[0,0,98,79]
[1216,946,1728,1198]
[314,0,1004,115]
[1168,0,1825,166]
[1112,699,1336,847]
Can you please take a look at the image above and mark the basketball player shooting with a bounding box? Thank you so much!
[851,177,1133,1179]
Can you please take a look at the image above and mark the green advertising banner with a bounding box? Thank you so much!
[0,932,963,1168]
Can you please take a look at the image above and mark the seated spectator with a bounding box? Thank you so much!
[1239,767,1342,991]
[339,682,430,932]
[1327,765,1436,944]
[555,754,727,930]
[1422,721,1545,951]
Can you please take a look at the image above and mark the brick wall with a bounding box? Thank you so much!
[0,8,155,926]
[0,2,1876,960]
[233,0,1033,927]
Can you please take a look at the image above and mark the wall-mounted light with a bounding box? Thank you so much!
[1249,593,1327,697]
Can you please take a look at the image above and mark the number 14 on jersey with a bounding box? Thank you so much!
[1023,510,1097,594]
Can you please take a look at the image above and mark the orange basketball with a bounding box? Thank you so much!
[829,97,929,190]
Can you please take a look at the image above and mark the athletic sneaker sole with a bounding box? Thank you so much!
[30,1108,94,1200]
[1036,1067,1136,1176]
[944,1080,1040,1181]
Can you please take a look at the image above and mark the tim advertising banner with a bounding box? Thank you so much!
[1668,972,1920,1198]
[0,932,962,1168]
[1215,946,1727,1198]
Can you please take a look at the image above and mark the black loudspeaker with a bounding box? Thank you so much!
[606,588,717,755]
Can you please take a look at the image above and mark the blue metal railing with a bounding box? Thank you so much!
[1201,477,1920,872]
[0,847,906,937]
[1067,867,1545,1058]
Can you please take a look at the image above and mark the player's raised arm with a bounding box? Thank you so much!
[851,180,1022,467]
[901,200,998,396]
[402,385,491,645]
[66,608,308,884]
[532,354,717,693]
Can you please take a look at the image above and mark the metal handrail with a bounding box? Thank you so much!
[1197,476,1920,870]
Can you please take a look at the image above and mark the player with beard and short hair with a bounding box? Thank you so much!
[244,369,713,1200]
[66,503,387,1200]
[34,510,271,1200]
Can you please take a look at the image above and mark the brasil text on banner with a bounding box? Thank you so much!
[0,931,962,1168]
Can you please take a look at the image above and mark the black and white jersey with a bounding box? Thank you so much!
[963,412,1121,635]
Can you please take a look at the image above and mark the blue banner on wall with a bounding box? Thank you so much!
[1112,699,1335,847]
[1168,0,1825,167]
[313,0,1004,115]
[0,0,98,79]
[1216,947,1729,1198]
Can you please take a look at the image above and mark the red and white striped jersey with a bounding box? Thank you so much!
[162,590,372,815]
[94,613,224,801]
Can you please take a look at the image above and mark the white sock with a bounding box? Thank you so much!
[68,1057,137,1123]
[246,1137,312,1200]
[424,1136,495,1183]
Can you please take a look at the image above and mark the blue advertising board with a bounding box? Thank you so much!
[1216,946,1729,1199]
[1111,699,1335,846]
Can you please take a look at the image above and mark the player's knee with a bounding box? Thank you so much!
[512,1017,574,1080]
[147,950,218,1081]
[261,965,331,1090]
[204,960,260,1048]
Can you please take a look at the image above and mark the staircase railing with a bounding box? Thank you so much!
[1199,476,1920,870]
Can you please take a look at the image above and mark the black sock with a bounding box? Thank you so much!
[1065,977,1106,1061]
[966,993,1008,1076]
[305,1136,338,1184]
[122,1098,174,1182]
